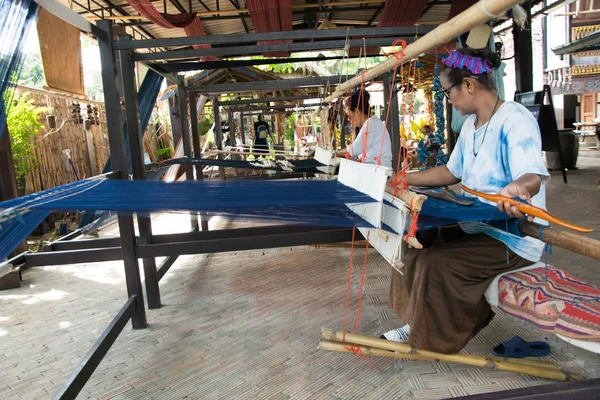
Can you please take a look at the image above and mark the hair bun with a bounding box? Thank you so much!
[457,47,500,70]
[482,51,501,70]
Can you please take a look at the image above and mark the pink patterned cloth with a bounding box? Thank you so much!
[498,267,600,341]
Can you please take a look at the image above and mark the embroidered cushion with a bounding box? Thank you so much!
[497,267,600,341]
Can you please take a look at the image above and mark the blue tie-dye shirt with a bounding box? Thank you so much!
[446,101,550,262]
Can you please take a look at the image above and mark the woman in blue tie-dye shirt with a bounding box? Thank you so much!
[383,48,550,353]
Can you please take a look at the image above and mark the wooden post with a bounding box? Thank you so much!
[213,98,225,179]
[240,111,246,146]
[118,35,161,309]
[169,95,183,149]
[513,2,533,93]
[382,73,400,171]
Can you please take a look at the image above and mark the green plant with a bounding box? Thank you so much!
[285,113,297,144]
[154,147,173,158]
[7,92,46,188]
[198,119,212,136]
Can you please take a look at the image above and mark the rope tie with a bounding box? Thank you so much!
[481,0,502,18]
[343,345,379,369]
[405,199,420,242]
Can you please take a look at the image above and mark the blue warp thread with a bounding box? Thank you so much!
[0,179,518,262]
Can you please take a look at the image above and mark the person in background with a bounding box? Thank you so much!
[422,124,440,160]
[254,114,273,155]
[336,89,392,168]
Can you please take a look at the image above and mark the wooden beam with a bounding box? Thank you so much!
[519,221,600,261]
[34,0,92,32]
[228,0,249,33]
[513,1,533,92]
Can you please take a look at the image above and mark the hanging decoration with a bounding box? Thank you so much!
[417,64,448,167]
[424,86,434,128]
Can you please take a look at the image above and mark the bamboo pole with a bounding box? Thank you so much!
[326,0,524,101]
[519,221,600,261]
[318,340,562,370]
[321,329,581,381]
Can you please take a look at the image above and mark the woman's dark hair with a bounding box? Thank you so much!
[440,47,500,91]
[348,88,370,115]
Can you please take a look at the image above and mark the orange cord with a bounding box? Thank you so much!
[353,234,370,334]
[343,345,379,369]
[342,227,356,342]
[341,229,377,369]
[406,198,420,242]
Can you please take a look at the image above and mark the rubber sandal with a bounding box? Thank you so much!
[492,336,551,358]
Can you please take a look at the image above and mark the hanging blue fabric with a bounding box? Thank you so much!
[0,209,49,262]
[79,70,164,227]
[0,0,40,139]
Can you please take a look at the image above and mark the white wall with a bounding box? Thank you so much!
[545,1,570,71]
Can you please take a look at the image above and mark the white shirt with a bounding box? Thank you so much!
[446,101,550,262]
[347,116,393,169]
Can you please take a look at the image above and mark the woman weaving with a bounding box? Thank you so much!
[335,89,393,168]
[382,48,550,354]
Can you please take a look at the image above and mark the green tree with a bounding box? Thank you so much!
[84,69,104,100]
[17,53,45,89]
[7,92,46,190]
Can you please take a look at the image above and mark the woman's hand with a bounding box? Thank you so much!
[498,181,533,221]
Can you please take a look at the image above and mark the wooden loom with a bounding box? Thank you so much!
[316,0,600,373]
[330,155,600,381]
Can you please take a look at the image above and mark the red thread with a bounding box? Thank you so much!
[406,198,420,242]
[344,345,378,369]
[353,233,370,334]
[342,227,356,342]
[341,232,377,370]
[392,39,406,58]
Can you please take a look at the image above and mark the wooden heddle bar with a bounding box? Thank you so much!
[326,0,524,101]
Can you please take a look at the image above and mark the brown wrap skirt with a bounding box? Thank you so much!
[389,227,532,354]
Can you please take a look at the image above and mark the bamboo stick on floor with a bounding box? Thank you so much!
[320,329,581,381]
[318,340,560,370]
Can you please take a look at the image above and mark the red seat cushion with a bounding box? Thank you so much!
[497,267,600,341]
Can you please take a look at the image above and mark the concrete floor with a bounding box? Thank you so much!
[0,149,599,399]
